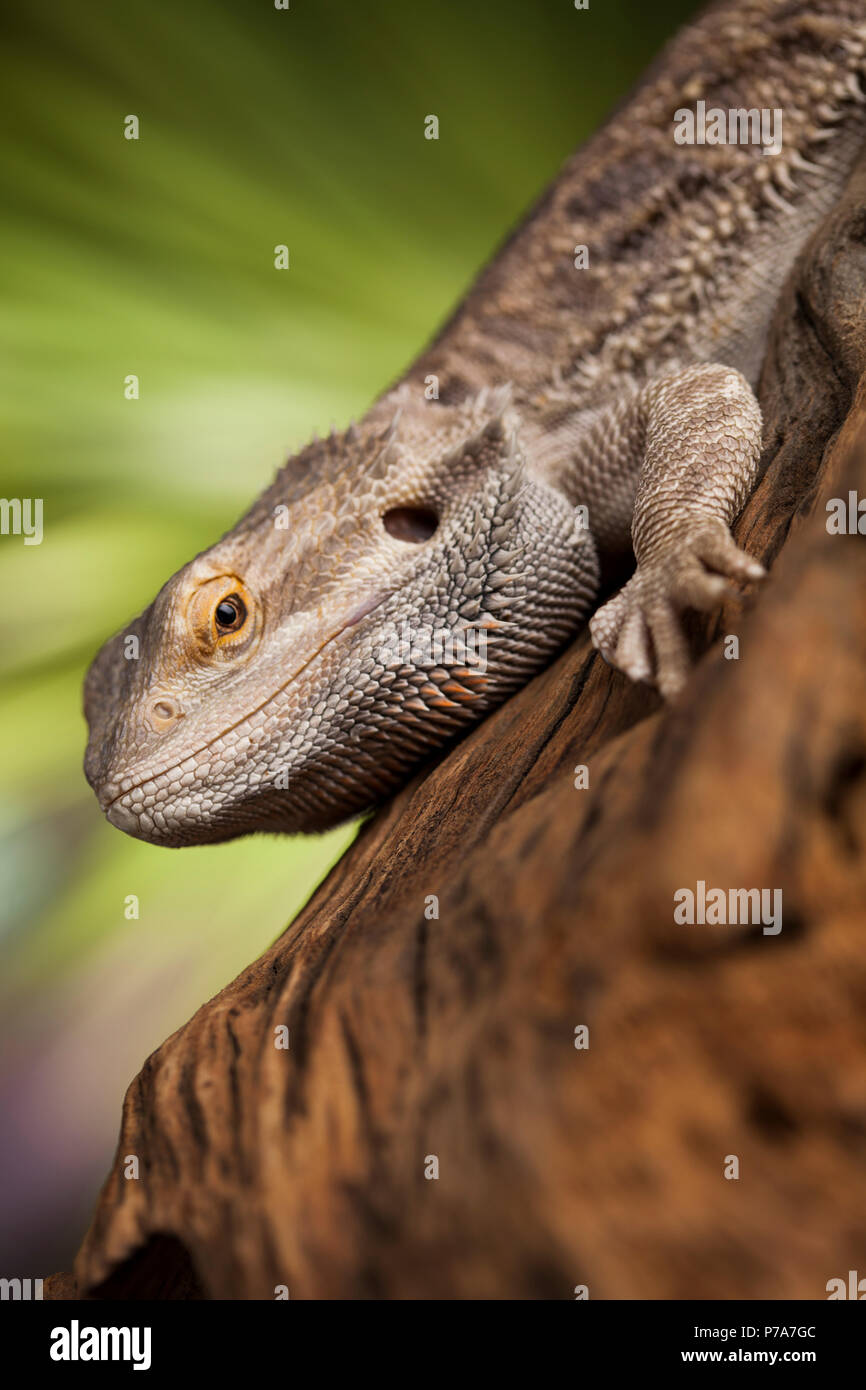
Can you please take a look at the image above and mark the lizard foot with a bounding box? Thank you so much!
[588,519,765,698]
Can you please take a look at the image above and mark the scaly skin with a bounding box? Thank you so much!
[84,0,866,846]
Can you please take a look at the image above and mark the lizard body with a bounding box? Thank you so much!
[85,0,866,846]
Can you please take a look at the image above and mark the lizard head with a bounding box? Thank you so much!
[84,387,597,845]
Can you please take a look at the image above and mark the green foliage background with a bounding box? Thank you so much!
[0,0,696,1274]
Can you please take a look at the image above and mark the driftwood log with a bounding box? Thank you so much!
[48,153,866,1301]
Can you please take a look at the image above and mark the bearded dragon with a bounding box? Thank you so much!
[84,0,866,846]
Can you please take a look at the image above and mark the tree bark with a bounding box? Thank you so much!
[50,153,866,1301]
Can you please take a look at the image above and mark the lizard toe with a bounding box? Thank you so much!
[645,599,690,699]
[693,520,766,584]
[612,605,655,683]
[670,559,734,612]
[588,589,627,662]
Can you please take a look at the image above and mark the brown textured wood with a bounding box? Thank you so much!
[55,153,866,1300]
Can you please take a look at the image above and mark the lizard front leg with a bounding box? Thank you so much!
[557,363,766,697]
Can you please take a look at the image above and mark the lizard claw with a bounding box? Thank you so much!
[589,520,765,699]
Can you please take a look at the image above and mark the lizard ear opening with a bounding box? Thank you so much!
[382,506,438,543]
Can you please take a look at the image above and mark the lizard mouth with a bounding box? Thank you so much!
[97,590,390,819]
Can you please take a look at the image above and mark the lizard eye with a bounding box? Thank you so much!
[187,576,257,657]
[382,506,438,543]
[214,594,247,633]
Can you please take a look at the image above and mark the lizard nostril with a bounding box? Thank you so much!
[150,696,182,731]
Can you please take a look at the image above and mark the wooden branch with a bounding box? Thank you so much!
[50,154,866,1301]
